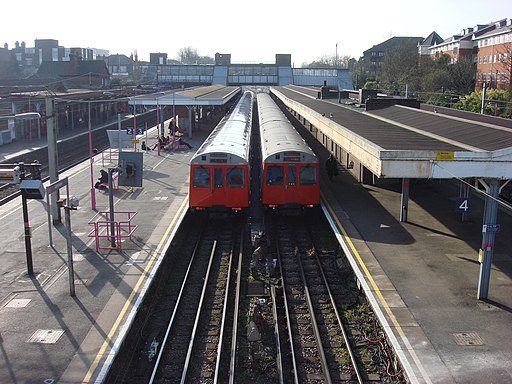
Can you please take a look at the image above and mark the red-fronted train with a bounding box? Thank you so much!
[189,90,254,214]
[257,92,320,213]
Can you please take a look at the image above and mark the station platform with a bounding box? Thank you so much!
[0,123,209,383]
[306,137,512,383]
[0,109,511,384]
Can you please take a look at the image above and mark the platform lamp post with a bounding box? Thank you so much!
[88,101,97,210]
[0,112,42,276]
[45,97,61,224]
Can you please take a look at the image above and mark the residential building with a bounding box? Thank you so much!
[35,53,110,88]
[427,20,503,64]
[418,31,444,57]
[106,54,134,79]
[474,19,512,90]
[360,36,423,75]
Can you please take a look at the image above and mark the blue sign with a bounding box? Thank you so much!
[482,224,500,233]
[455,197,471,213]
[126,128,144,135]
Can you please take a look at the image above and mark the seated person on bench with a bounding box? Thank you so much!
[94,169,109,189]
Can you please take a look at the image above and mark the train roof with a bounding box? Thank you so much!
[257,93,318,163]
[191,91,254,165]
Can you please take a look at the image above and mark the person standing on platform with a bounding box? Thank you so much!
[326,154,338,182]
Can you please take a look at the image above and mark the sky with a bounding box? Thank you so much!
[1,0,509,66]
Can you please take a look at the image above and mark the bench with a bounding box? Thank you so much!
[98,171,119,190]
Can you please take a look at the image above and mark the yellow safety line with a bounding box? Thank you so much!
[82,197,189,382]
[322,194,432,383]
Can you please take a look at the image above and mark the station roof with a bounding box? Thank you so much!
[271,86,512,179]
[128,85,241,106]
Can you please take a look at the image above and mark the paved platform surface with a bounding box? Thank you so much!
[307,134,512,384]
[0,107,511,384]
[0,122,210,384]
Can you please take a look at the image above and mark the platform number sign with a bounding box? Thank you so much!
[126,127,144,135]
[455,197,471,213]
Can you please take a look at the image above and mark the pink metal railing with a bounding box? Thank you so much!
[88,211,138,251]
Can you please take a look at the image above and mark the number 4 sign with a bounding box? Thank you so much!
[455,197,471,213]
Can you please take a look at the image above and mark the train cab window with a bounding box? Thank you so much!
[214,168,223,188]
[193,168,211,188]
[267,166,284,185]
[227,168,244,188]
[299,166,317,185]
[287,167,296,185]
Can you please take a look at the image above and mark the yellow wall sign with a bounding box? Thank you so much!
[131,139,140,144]
[436,151,454,161]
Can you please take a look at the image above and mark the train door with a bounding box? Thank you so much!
[226,167,248,208]
[264,165,285,206]
[191,166,212,208]
[299,164,319,205]
[286,165,299,203]
[211,167,226,206]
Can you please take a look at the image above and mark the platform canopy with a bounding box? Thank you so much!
[128,85,241,107]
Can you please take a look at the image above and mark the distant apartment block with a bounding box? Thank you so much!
[474,19,512,90]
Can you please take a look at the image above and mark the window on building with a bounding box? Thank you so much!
[494,55,497,63]
[482,74,486,82]
[489,55,492,63]
[15,53,22,62]
[502,73,507,82]
[498,53,502,62]
[378,52,384,57]
[504,53,508,62]
[483,56,487,63]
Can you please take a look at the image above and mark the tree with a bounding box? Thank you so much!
[449,57,475,94]
[177,47,214,64]
[379,40,419,94]
[454,89,512,118]
[302,54,354,68]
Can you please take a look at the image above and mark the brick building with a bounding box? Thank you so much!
[474,19,512,90]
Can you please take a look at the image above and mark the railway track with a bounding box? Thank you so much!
[107,211,404,383]
[242,209,405,383]
[107,214,248,383]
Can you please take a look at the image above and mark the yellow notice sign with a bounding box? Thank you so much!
[478,249,484,263]
[436,151,454,161]
[131,139,140,144]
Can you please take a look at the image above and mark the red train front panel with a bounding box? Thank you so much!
[190,164,249,212]
[262,161,320,209]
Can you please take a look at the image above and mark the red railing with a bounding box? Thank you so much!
[88,211,137,251]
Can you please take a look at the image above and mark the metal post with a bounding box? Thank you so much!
[117,113,122,153]
[108,168,116,248]
[477,179,499,300]
[481,82,487,115]
[400,178,410,222]
[133,102,137,150]
[21,192,34,275]
[187,106,193,138]
[89,101,96,210]
[65,185,75,297]
[46,97,60,224]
